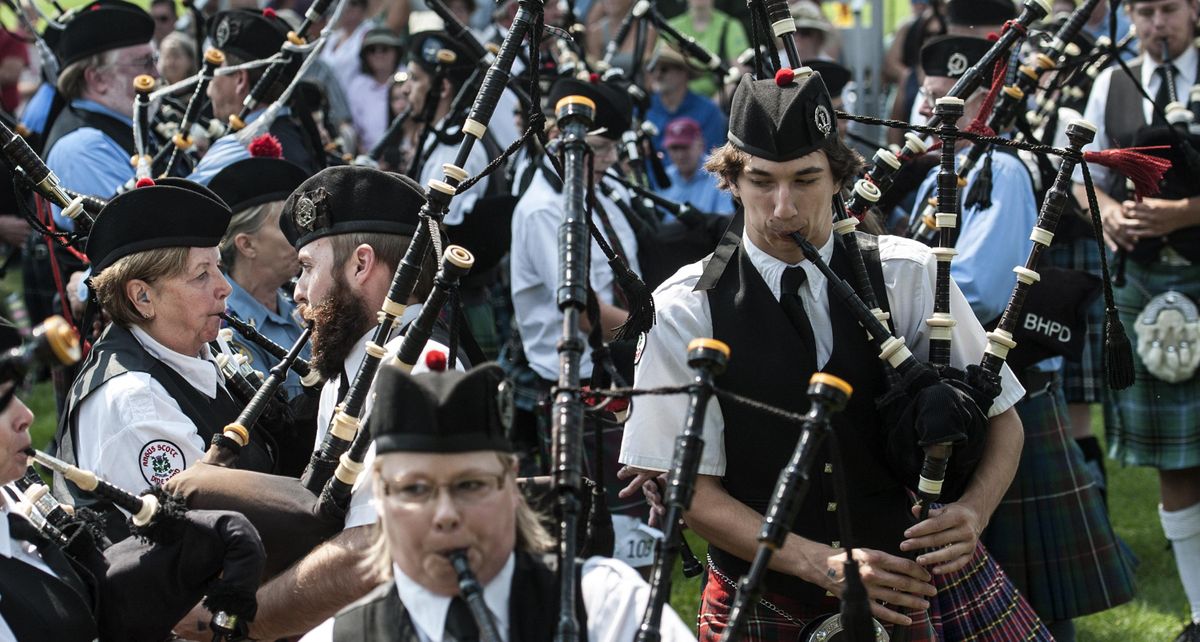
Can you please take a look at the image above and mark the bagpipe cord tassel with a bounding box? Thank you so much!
[1080,161,1135,390]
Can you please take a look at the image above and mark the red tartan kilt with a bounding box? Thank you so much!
[697,542,1051,642]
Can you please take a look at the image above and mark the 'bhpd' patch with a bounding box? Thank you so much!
[140,440,186,486]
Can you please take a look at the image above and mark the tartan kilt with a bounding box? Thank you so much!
[698,543,1049,641]
[1105,258,1200,470]
[1042,238,1105,403]
[981,382,1136,621]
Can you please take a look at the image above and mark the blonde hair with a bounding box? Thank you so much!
[90,247,191,327]
[364,452,555,579]
[219,202,281,269]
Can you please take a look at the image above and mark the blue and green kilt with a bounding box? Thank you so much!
[698,543,1050,641]
[1043,238,1105,403]
[982,380,1136,622]
[1106,258,1200,470]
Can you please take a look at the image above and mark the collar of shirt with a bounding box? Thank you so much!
[242,106,292,128]
[0,492,15,559]
[69,98,133,126]
[391,553,515,642]
[1142,46,1199,96]
[128,324,221,399]
[225,277,296,328]
[341,304,424,378]
[743,228,834,301]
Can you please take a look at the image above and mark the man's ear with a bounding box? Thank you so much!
[348,243,378,286]
[235,69,252,98]
[233,232,255,259]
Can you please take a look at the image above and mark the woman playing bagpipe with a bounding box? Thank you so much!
[617,65,1051,640]
[905,30,1135,639]
[1,317,270,642]
[297,362,694,642]
[49,178,276,541]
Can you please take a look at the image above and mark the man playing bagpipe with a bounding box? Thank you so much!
[300,362,695,641]
[188,8,322,184]
[618,68,1050,640]
[175,165,458,640]
[1072,1,1200,638]
[908,34,1134,641]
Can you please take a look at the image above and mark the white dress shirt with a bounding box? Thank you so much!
[299,554,696,641]
[314,304,458,529]
[618,231,1025,476]
[1073,46,1199,189]
[416,127,490,227]
[510,169,641,381]
[72,325,230,495]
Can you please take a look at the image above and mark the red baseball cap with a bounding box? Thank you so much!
[663,117,702,148]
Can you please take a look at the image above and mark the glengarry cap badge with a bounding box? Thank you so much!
[214,16,234,48]
[293,187,330,233]
[947,52,968,77]
[814,104,833,136]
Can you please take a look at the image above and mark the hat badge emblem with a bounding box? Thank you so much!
[215,18,230,47]
[295,194,317,232]
[814,104,833,136]
[947,52,969,77]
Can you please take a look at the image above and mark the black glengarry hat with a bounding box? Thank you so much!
[87,178,232,273]
[280,165,426,249]
[946,0,1017,27]
[920,35,992,79]
[55,0,154,68]
[548,77,633,141]
[407,30,477,85]
[209,158,311,213]
[371,363,512,454]
[727,70,836,162]
[208,8,291,62]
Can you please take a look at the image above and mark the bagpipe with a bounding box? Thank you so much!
[450,549,504,642]
[25,450,266,642]
[0,317,265,642]
[219,310,322,389]
[165,245,475,578]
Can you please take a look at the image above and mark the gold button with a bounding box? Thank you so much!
[831,540,840,548]
[825,590,835,597]
[826,502,837,512]
[823,463,833,473]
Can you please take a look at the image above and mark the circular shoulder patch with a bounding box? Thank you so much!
[140,440,186,486]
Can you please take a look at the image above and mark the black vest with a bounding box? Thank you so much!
[43,103,136,159]
[0,520,98,642]
[52,324,275,534]
[331,551,585,642]
[268,115,322,177]
[699,234,913,603]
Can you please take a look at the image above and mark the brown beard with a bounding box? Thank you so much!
[300,273,375,381]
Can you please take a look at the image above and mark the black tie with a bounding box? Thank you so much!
[337,368,350,403]
[6,513,89,599]
[443,596,480,642]
[1152,65,1176,126]
[780,266,818,372]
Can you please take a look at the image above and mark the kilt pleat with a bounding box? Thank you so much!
[982,384,1136,621]
[698,543,1049,641]
[1106,259,1200,470]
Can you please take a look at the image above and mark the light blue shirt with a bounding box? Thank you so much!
[661,164,735,218]
[188,107,291,185]
[222,276,309,399]
[646,92,727,161]
[19,82,55,136]
[44,99,134,231]
[909,150,1060,371]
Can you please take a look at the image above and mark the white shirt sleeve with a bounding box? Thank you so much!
[1072,65,1115,189]
[582,556,696,642]
[618,262,726,476]
[297,616,334,642]
[72,372,208,494]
